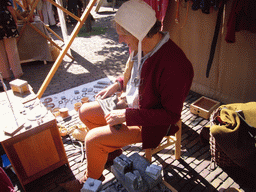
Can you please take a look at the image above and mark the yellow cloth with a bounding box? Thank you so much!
[210,102,256,172]
[216,102,256,127]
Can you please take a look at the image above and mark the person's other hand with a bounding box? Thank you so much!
[105,109,126,126]
[95,82,120,99]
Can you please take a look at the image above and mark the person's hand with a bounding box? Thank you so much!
[105,109,126,126]
[95,82,120,99]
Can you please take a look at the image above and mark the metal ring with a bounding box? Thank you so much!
[44,97,53,103]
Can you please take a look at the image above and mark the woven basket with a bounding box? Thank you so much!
[210,132,238,168]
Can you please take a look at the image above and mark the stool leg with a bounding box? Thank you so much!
[175,120,182,159]
[145,149,152,162]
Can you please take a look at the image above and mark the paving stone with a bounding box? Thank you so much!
[185,138,200,149]
[189,163,197,169]
[200,168,211,178]
[182,113,195,123]
[185,115,198,125]
[218,172,229,181]
[195,161,210,174]
[229,182,240,190]
[219,177,235,189]
[185,156,195,164]
[211,178,223,188]
[205,167,223,183]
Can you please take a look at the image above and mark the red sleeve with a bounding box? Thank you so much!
[115,76,124,91]
[0,167,15,192]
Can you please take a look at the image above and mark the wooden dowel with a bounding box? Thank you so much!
[45,24,64,42]
[47,0,81,22]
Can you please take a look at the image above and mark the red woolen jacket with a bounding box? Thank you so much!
[117,39,194,149]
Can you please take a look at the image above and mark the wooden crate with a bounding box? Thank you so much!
[9,79,29,94]
[190,96,220,119]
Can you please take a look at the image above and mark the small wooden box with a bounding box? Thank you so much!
[9,79,29,94]
[190,96,220,119]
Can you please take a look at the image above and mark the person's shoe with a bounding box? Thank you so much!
[59,171,105,192]
[59,179,83,192]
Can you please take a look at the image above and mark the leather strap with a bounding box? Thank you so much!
[206,1,227,78]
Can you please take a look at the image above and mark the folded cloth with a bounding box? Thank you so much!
[96,94,119,115]
[210,102,256,173]
[96,94,122,130]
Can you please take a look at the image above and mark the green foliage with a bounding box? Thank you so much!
[77,26,107,37]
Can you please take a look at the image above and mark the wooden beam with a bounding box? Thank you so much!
[37,0,98,99]
[47,0,81,22]
[55,0,71,55]
[45,24,64,42]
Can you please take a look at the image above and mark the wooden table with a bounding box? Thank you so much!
[0,89,68,191]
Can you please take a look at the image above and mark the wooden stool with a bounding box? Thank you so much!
[145,120,182,162]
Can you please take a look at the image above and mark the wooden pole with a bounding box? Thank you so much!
[47,0,81,22]
[55,0,71,55]
[37,0,98,99]
[45,24,64,42]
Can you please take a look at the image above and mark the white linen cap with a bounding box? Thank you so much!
[114,0,157,41]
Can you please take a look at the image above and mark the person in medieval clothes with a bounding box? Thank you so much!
[60,1,194,191]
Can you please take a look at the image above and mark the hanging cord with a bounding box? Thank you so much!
[175,0,190,29]
[67,134,85,163]
[206,0,227,78]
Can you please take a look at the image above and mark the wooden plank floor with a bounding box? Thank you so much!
[7,91,255,192]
